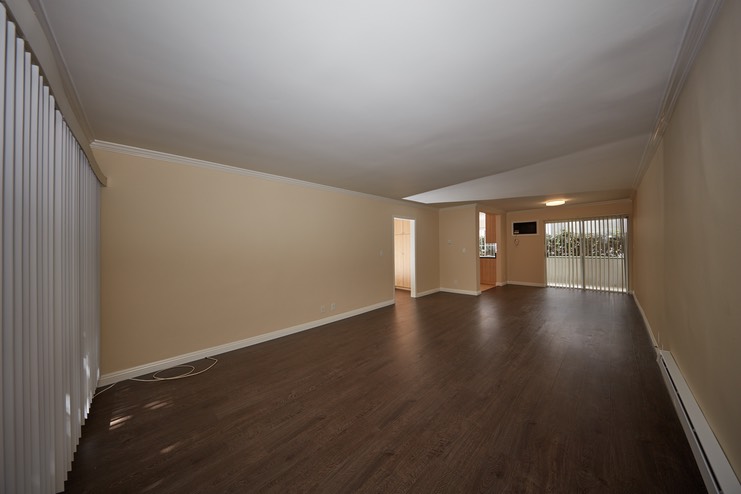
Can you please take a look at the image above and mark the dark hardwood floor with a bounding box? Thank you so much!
[64,286,706,493]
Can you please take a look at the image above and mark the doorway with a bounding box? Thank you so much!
[478,212,498,292]
[394,218,416,297]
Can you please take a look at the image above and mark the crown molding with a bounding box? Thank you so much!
[438,203,478,212]
[633,0,725,188]
[506,198,633,216]
[91,140,436,210]
[3,0,107,185]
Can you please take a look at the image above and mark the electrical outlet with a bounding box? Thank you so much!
[330,302,336,311]
[320,305,326,313]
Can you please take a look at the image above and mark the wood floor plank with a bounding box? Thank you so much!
[63,286,706,493]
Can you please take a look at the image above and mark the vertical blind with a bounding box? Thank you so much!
[1,4,101,493]
[545,216,628,293]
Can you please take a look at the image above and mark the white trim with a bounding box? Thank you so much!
[509,199,632,216]
[414,288,440,298]
[91,140,434,208]
[98,299,394,386]
[392,216,416,296]
[440,288,480,296]
[409,219,417,297]
[507,281,546,287]
[495,281,507,287]
[632,293,659,350]
[658,351,741,494]
[633,0,724,187]
[5,0,108,185]
[439,203,477,212]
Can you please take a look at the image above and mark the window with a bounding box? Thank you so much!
[479,212,497,257]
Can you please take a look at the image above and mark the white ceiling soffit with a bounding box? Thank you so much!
[405,135,646,203]
[38,0,698,202]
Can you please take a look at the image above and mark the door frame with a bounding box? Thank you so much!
[544,216,629,292]
[393,217,417,298]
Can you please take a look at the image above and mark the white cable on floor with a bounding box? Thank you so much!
[92,357,219,399]
[93,383,116,398]
[129,357,218,382]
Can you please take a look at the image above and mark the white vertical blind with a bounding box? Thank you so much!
[545,216,628,293]
[1,4,101,493]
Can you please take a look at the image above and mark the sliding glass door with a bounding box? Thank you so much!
[545,216,628,292]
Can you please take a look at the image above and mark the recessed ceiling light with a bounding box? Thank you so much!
[545,200,566,206]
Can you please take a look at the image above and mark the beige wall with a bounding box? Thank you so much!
[439,205,479,293]
[634,1,741,476]
[98,147,439,374]
[633,142,665,347]
[506,200,633,286]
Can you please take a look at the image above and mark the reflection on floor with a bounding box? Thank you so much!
[65,286,705,493]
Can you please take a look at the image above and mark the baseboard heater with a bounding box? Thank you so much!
[657,350,741,494]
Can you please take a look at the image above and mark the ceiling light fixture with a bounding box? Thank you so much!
[545,200,566,207]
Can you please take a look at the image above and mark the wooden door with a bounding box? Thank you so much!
[480,213,497,285]
[394,219,411,289]
[480,258,497,284]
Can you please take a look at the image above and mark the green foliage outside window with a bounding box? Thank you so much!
[546,229,624,257]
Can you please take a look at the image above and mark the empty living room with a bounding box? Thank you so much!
[1,1,739,493]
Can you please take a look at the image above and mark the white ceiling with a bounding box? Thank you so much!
[38,0,698,209]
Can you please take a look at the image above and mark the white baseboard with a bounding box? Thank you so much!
[496,281,507,287]
[440,288,479,296]
[98,299,395,386]
[658,351,741,494]
[506,281,546,287]
[634,295,740,493]
[414,288,440,298]
[632,293,659,350]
